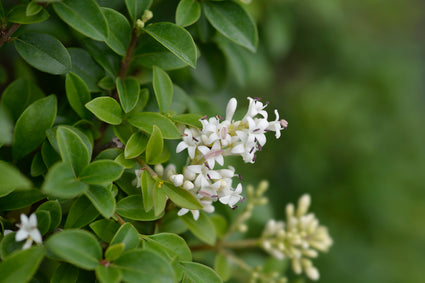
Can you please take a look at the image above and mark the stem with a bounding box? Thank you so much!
[0,23,21,48]
[119,28,138,79]
[114,213,126,225]
[136,159,159,179]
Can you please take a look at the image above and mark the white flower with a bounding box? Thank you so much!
[170,174,184,187]
[198,141,224,169]
[177,208,200,220]
[186,165,222,188]
[267,110,287,139]
[15,214,42,250]
[176,128,200,159]
[244,97,268,119]
[225,98,237,122]
[219,183,243,207]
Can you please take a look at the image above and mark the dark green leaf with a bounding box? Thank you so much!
[116,77,140,113]
[125,0,153,23]
[0,106,12,146]
[181,212,216,245]
[41,140,61,168]
[42,162,88,198]
[34,210,51,235]
[68,48,104,92]
[191,43,226,90]
[116,195,163,221]
[26,1,43,17]
[153,66,173,113]
[66,72,92,119]
[141,169,154,211]
[98,76,115,90]
[52,0,108,41]
[162,182,202,210]
[14,33,71,74]
[115,171,140,195]
[36,200,62,233]
[79,160,124,184]
[85,97,123,125]
[95,265,122,283]
[8,5,49,24]
[0,189,44,211]
[90,219,120,243]
[0,161,32,197]
[145,125,163,164]
[169,84,189,114]
[85,185,115,218]
[176,0,201,27]
[124,131,148,159]
[110,223,139,252]
[203,1,258,52]
[64,195,99,228]
[31,151,46,177]
[145,22,197,68]
[57,126,90,176]
[83,39,120,77]
[12,95,57,160]
[102,8,131,56]
[127,112,180,139]
[46,229,102,270]
[0,232,24,259]
[51,263,79,283]
[95,148,122,161]
[181,261,223,283]
[172,113,202,128]
[0,247,45,283]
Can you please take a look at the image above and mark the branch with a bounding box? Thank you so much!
[0,23,21,48]
[119,28,138,79]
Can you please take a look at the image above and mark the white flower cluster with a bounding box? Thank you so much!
[261,195,333,281]
[170,97,287,220]
[14,213,42,250]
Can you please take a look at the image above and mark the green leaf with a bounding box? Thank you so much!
[110,223,139,252]
[66,72,92,119]
[34,210,51,235]
[12,95,57,160]
[181,212,216,245]
[0,161,32,197]
[96,148,122,161]
[145,125,163,164]
[128,88,149,114]
[102,8,131,56]
[0,247,45,283]
[181,261,223,283]
[153,66,173,113]
[0,189,44,211]
[36,200,62,233]
[141,170,154,211]
[144,22,197,68]
[8,5,49,24]
[172,113,202,128]
[203,1,258,52]
[31,151,46,177]
[214,253,231,281]
[14,33,71,74]
[149,149,170,167]
[42,162,88,198]
[46,229,102,270]
[116,195,164,221]
[79,160,124,184]
[51,263,79,283]
[52,0,108,41]
[162,182,202,210]
[98,76,115,90]
[0,232,24,259]
[57,126,90,176]
[112,249,175,283]
[160,210,188,234]
[210,214,227,239]
[124,131,148,159]
[105,243,125,261]
[176,0,201,27]
[90,219,120,243]
[65,195,99,228]
[154,183,167,216]
[68,48,104,92]
[115,171,140,196]
[127,112,180,139]
[85,185,115,218]
[85,97,123,125]
[125,0,153,23]
[95,265,122,283]
[114,153,136,168]
[83,39,120,77]
[169,84,190,114]
[51,125,93,160]
[116,77,140,113]
[147,233,192,261]
[26,1,43,16]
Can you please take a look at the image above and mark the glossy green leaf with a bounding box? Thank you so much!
[95,265,122,283]
[52,0,108,41]
[141,169,155,211]
[214,253,231,281]
[181,212,216,245]
[0,161,32,197]
[0,232,23,259]
[172,113,202,128]
[26,1,43,16]
[181,261,222,283]
[147,233,192,261]
[176,0,201,27]
[153,66,173,113]
[116,195,163,221]
[0,189,44,211]
[49,125,93,158]
[145,125,163,164]
[160,210,188,234]
[162,182,202,210]
[110,223,139,252]
[127,112,180,139]
[125,0,153,23]
[85,185,115,218]
[0,78,44,121]
[149,149,171,166]
[203,1,258,52]
[31,151,46,177]
[15,33,71,74]
[83,39,120,77]
[79,160,124,184]
[114,153,136,168]
[90,219,120,243]
[154,182,167,216]
[96,148,122,161]
[112,249,175,283]
[51,263,79,283]
[105,243,125,261]
[64,195,99,228]
[102,8,131,56]
[0,247,45,283]
[36,200,62,233]
[115,171,140,196]
[124,131,148,159]
[46,229,102,270]
[144,22,197,68]
[128,88,149,115]
[68,48,104,92]
[0,108,11,147]
[57,126,90,176]
[66,72,92,119]
[98,76,115,90]
[34,210,51,235]
[12,95,57,160]
[116,77,140,113]
[8,5,49,24]
[85,97,123,125]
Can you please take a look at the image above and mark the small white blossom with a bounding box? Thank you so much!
[219,183,243,207]
[15,214,42,250]
[176,128,201,159]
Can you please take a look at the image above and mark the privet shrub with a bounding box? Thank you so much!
[0,1,332,282]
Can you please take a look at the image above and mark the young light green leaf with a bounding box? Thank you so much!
[8,5,49,24]
[140,170,154,211]
[127,88,149,115]
[181,212,216,245]
[116,195,164,221]
[162,182,202,210]
[66,72,92,119]
[14,33,71,74]
[0,161,32,198]
[52,0,108,41]
[125,0,153,23]
[176,0,201,27]
[124,131,148,159]
[46,230,102,270]
[12,95,57,160]
[98,76,115,90]
[36,200,62,233]
[214,253,231,281]
[181,261,223,283]
[110,223,139,252]
[79,160,124,184]
[116,77,140,113]
[144,22,197,68]
[95,265,122,283]
[0,247,45,283]
[154,183,167,216]
[57,126,91,176]
[105,243,125,261]
[171,113,202,128]
[51,263,79,283]
[102,8,131,56]
[153,66,173,113]
[149,149,170,167]
[145,125,163,164]
[90,219,120,243]
[203,1,258,52]
[147,233,192,261]
[85,97,123,125]
[68,48,104,92]
[127,112,180,139]
[114,153,136,168]
[26,1,43,17]
[42,162,89,199]
[85,185,116,218]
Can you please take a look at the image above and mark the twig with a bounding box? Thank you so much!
[0,23,21,48]
[114,213,126,225]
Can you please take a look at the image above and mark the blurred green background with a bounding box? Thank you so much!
[230,0,425,282]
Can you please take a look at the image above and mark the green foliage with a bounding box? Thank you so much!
[85,97,123,125]
[176,0,201,27]
[0,247,45,283]
[0,161,32,197]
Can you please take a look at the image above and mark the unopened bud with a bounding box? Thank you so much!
[142,10,153,22]
[136,19,144,29]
